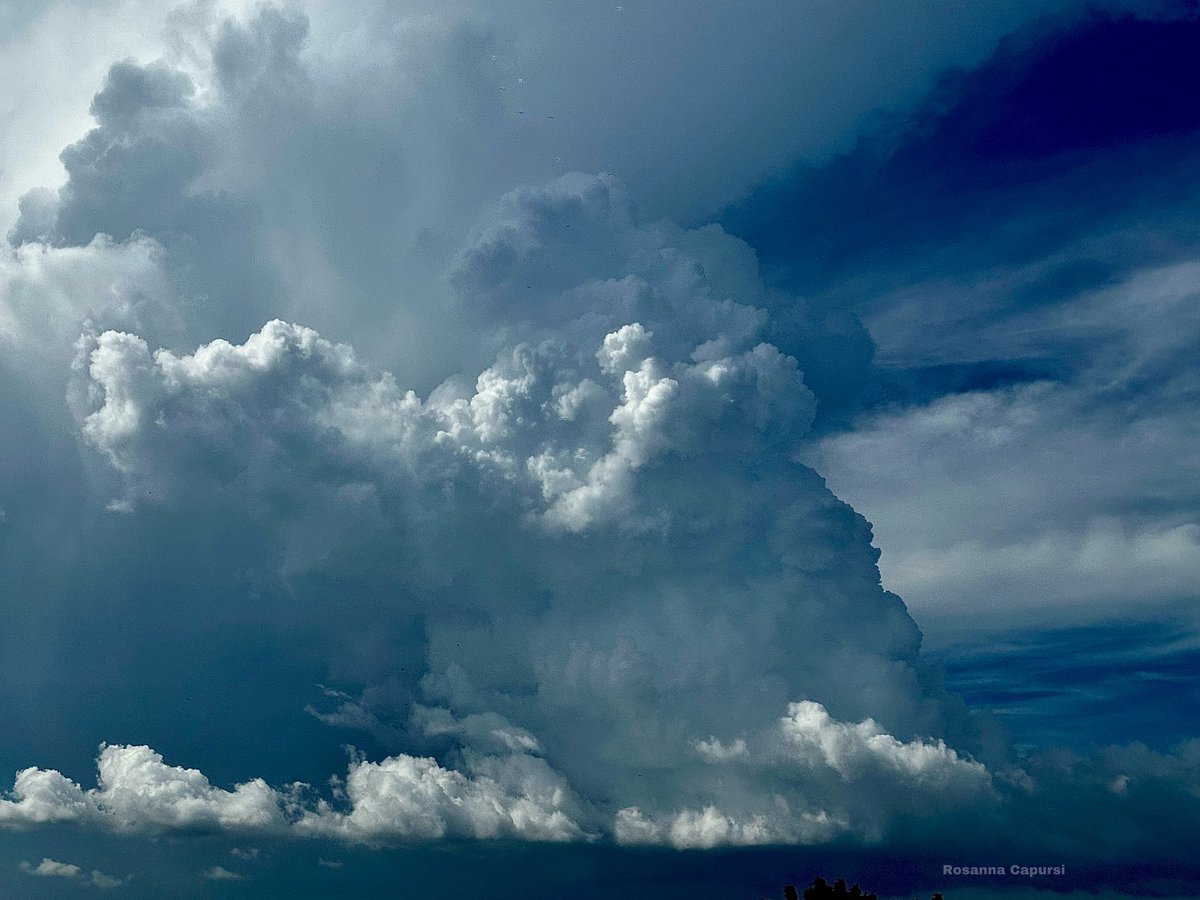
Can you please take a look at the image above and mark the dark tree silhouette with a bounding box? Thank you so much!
[797,876,885,900]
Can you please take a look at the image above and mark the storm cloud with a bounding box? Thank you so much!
[2,2,1199,898]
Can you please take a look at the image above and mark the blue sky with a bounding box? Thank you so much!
[0,2,1198,897]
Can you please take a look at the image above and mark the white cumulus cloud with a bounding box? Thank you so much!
[19,858,124,889]
[1,742,586,846]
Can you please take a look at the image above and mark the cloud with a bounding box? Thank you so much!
[0,742,585,845]
[71,176,834,536]
[1003,738,1200,861]
[411,705,542,755]
[800,206,1200,630]
[23,164,1035,853]
[5,0,1099,387]
[19,858,124,889]
[21,858,84,878]
[613,805,841,851]
[725,8,1200,645]
[809,273,1200,630]
[0,703,1001,849]
[306,684,408,747]
[6,39,275,344]
[0,235,181,373]
[889,517,1200,612]
[617,699,993,848]
[0,744,282,833]
[0,155,948,859]
[68,286,946,743]
[778,701,989,788]
[0,0,187,235]
[3,5,1200,891]
[446,0,1124,225]
[204,865,246,881]
[294,751,586,843]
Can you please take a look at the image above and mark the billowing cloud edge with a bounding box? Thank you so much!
[0,741,586,845]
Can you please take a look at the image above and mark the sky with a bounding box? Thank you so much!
[0,1,1198,898]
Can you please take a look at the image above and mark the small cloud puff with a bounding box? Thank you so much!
[779,700,990,787]
[21,858,82,878]
[19,858,124,889]
[204,865,246,881]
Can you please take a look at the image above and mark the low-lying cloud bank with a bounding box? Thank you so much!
[6,700,1200,857]
[0,698,996,848]
[0,742,584,844]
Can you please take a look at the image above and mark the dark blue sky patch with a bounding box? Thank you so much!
[933,619,1200,751]
[721,11,1200,297]
[865,358,1070,407]
[936,13,1200,164]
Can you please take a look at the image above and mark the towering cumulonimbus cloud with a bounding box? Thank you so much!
[5,4,1200,880]
[56,171,984,844]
